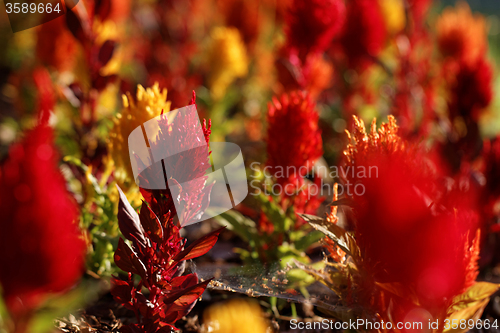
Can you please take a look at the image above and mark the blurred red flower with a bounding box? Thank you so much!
[344,116,480,319]
[339,0,386,68]
[437,2,486,66]
[217,0,261,47]
[285,0,345,59]
[448,58,493,122]
[0,124,85,316]
[407,0,432,28]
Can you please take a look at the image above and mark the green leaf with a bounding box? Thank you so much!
[294,230,325,251]
[257,193,288,233]
[293,260,333,286]
[214,210,257,244]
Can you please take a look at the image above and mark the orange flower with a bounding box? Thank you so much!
[437,2,487,65]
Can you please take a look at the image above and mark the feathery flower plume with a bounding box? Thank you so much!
[0,123,84,329]
[342,115,480,322]
[266,91,322,180]
[285,0,345,59]
[108,83,171,187]
[448,57,493,122]
[339,0,387,68]
[207,27,249,100]
[437,2,487,66]
[261,91,324,231]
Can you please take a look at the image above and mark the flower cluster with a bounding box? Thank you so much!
[301,116,489,331]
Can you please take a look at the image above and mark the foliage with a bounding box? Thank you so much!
[111,186,222,332]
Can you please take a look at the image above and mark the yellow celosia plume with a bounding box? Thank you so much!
[207,27,249,100]
[108,83,171,188]
[378,0,406,34]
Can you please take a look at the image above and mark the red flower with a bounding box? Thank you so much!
[0,124,84,316]
[33,67,55,124]
[407,0,432,28]
[260,91,324,232]
[266,91,323,180]
[339,0,387,68]
[448,58,493,122]
[344,116,479,319]
[285,0,345,59]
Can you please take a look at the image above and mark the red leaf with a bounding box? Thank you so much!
[172,227,224,262]
[120,324,144,333]
[117,185,146,248]
[98,40,116,67]
[110,276,132,304]
[93,74,117,91]
[65,8,88,44]
[162,278,212,305]
[94,0,112,20]
[139,201,163,244]
[168,279,211,322]
[114,238,147,279]
[170,274,198,289]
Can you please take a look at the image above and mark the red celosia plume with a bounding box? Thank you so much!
[339,0,387,68]
[266,91,323,179]
[0,124,85,317]
[343,116,480,320]
[285,0,345,59]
